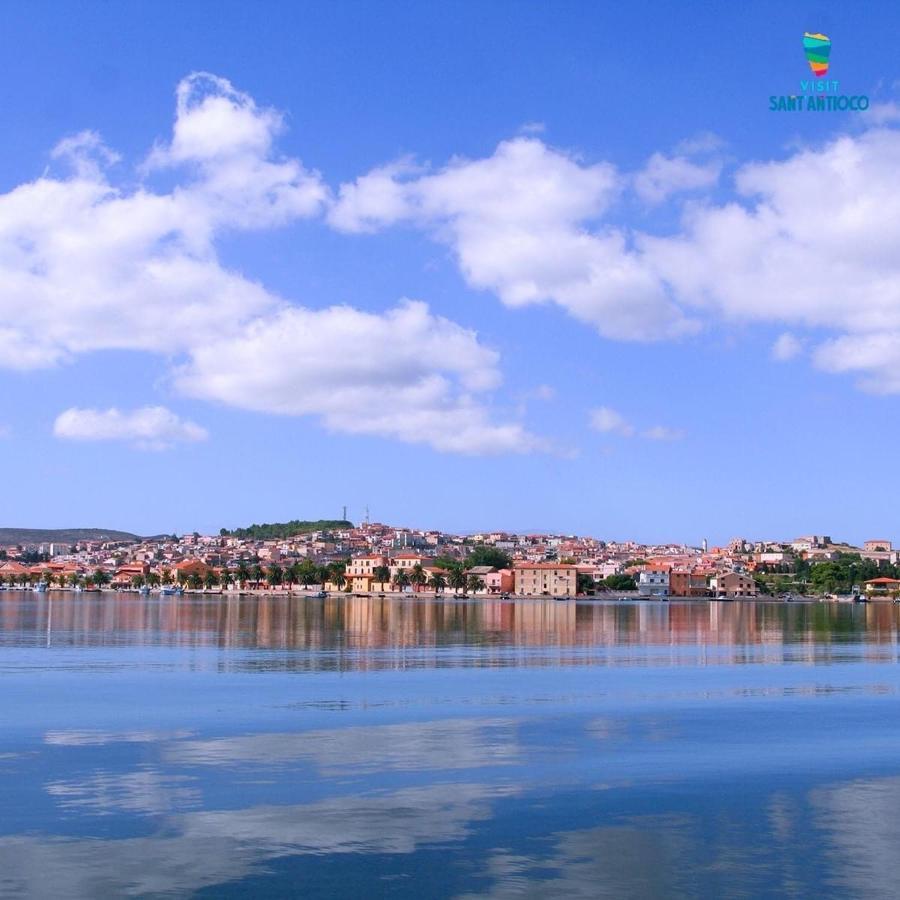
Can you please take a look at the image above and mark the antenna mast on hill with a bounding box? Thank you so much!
[365,505,370,526]
[342,505,348,522]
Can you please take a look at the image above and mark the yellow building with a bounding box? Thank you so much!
[514,563,577,597]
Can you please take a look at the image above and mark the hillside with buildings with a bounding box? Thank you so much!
[1,524,899,600]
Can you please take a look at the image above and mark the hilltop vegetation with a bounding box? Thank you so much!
[0,527,140,546]
[219,520,353,540]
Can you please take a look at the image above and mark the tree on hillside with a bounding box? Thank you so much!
[604,574,636,591]
[464,546,512,569]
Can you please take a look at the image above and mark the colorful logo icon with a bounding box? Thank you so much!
[803,32,831,77]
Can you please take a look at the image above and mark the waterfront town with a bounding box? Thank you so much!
[1,522,899,600]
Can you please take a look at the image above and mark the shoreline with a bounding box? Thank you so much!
[0,586,891,603]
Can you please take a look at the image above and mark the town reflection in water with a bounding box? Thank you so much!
[4,591,900,662]
[3,592,900,898]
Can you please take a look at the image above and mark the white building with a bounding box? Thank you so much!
[638,570,669,598]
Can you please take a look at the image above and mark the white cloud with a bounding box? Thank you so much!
[329,138,696,341]
[590,408,683,441]
[638,125,900,392]
[814,332,900,393]
[333,124,900,394]
[176,300,544,455]
[633,152,721,204]
[0,74,540,455]
[771,332,803,362]
[0,72,326,371]
[642,425,685,441]
[589,407,635,437]
[53,406,208,450]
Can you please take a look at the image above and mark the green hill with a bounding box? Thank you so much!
[0,527,140,546]
[220,520,353,540]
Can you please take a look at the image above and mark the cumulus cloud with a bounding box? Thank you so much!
[771,332,803,362]
[589,406,635,437]
[53,406,208,450]
[332,123,900,395]
[0,73,539,455]
[329,137,696,341]
[590,408,683,441]
[642,425,685,442]
[640,126,900,391]
[814,332,900,393]
[633,152,721,204]
[0,72,325,370]
[175,300,543,454]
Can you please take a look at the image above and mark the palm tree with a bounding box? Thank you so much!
[467,575,485,594]
[331,568,347,590]
[92,569,111,589]
[237,561,251,590]
[220,569,234,590]
[204,570,220,591]
[373,565,391,588]
[176,569,189,587]
[447,565,467,595]
[188,572,203,590]
[161,568,173,586]
[392,569,411,592]
[428,571,447,593]
[266,564,284,588]
[410,563,427,592]
[297,560,317,589]
[131,574,145,589]
[147,572,161,588]
[67,572,80,589]
[251,564,264,589]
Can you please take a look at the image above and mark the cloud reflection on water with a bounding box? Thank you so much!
[165,717,521,774]
[0,783,518,898]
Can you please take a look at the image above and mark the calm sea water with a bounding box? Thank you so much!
[3,591,900,898]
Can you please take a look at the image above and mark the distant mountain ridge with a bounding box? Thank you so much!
[0,528,140,546]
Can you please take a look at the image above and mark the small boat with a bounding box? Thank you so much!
[139,585,151,595]
[73,585,84,593]
[314,590,328,599]
[160,586,178,596]
[33,582,48,593]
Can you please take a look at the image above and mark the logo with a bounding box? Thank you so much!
[769,31,868,112]
[803,32,831,77]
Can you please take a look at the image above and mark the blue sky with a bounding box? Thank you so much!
[1,1,899,545]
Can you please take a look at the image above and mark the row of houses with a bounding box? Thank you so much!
[637,568,758,599]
